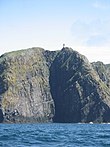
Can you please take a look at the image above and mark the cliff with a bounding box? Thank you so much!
[92,61,110,88]
[0,47,110,123]
[50,48,110,123]
[0,48,58,123]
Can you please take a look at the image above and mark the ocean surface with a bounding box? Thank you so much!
[0,123,110,147]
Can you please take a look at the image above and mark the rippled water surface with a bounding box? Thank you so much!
[0,123,110,147]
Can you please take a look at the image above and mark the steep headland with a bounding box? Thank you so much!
[50,48,110,123]
[0,48,58,123]
[0,47,110,123]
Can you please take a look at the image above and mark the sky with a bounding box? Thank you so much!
[0,0,110,63]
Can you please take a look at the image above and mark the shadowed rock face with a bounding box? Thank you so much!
[0,47,110,123]
[0,109,4,123]
[50,48,110,123]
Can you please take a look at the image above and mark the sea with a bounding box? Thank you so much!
[0,123,110,147]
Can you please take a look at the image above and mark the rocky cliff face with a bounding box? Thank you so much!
[0,48,57,123]
[92,61,110,88]
[0,47,110,123]
[50,48,110,123]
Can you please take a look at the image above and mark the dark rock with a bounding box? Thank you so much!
[0,109,4,123]
[0,47,110,123]
[50,47,110,123]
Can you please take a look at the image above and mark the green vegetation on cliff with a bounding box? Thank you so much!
[0,47,110,123]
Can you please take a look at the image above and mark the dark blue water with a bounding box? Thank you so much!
[0,123,110,147]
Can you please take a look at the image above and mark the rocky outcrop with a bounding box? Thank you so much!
[0,48,57,123]
[50,48,110,123]
[0,47,110,123]
[92,61,110,88]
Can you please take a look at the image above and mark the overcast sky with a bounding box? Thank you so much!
[0,0,110,63]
